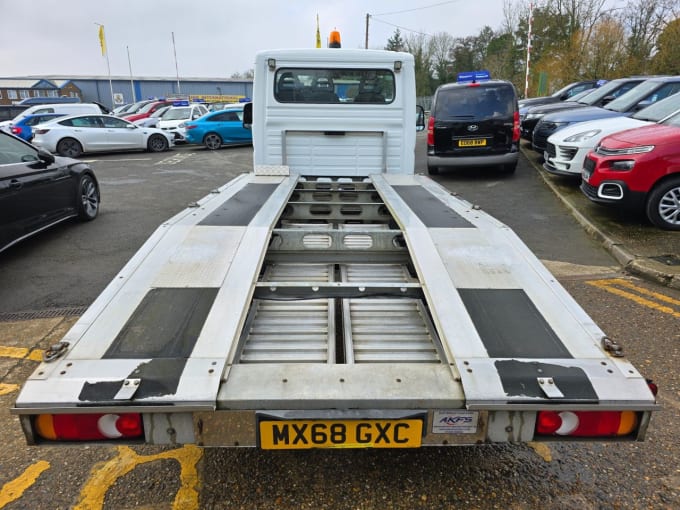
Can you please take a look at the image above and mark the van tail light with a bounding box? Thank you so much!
[512,111,520,142]
[427,115,435,146]
[11,126,23,135]
[34,413,143,441]
[536,410,638,437]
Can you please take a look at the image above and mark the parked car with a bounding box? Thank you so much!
[426,77,520,174]
[31,114,173,158]
[518,79,602,109]
[521,77,647,141]
[123,100,174,123]
[157,102,209,142]
[0,103,107,131]
[530,76,680,154]
[114,99,154,117]
[183,105,252,149]
[544,91,680,177]
[3,113,66,141]
[581,109,680,230]
[0,130,99,254]
[133,106,171,128]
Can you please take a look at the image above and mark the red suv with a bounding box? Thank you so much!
[581,110,680,230]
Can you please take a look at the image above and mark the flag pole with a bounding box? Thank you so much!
[127,45,136,102]
[172,32,181,95]
[95,23,115,109]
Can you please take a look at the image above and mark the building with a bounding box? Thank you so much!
[36,76,253,109]
[0,78,82,106]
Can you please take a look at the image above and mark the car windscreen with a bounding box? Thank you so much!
[633,93,680,122]
[580,79,641,105]
[605,80,675,112]
[274,68,395,104]
[162,107,191,120]
[434,85,515,120]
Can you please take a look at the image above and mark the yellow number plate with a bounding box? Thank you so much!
[458,139,486,147]
[259,419,423,449]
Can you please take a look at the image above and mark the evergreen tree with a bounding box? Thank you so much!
[385,29,406,52]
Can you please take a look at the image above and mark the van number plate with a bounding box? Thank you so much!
[458,139,486,147]
[259,419,423,449]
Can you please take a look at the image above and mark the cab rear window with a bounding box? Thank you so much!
[274,68,395,104]
[434,85,515,120]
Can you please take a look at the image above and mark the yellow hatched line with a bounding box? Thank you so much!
[0,461,50,507]
[0,346,44,361]
[587,279,680,319]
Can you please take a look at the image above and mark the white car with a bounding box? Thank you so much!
[544,93,680,177]
[31,114,174,158]
[157,102,209,142]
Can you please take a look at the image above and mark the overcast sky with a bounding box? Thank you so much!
[0,0,509,79]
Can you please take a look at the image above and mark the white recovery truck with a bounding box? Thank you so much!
[14,48,657,449]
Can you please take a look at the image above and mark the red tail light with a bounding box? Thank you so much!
[536,410,638,437]
[35,413,143,441]
[185,124,198,130]
[512,111,520,142]
[427,115,435,146]
[34,128,50,135]
[11,126,23,135]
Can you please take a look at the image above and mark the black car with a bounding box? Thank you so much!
[0,130,100,254]
[518,80,601,109]
[526,77,648,149]
[427,79,520,174]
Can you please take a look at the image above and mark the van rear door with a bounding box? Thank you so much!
[432,84,515,156]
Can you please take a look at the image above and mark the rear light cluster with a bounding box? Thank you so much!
[427,115,435,146]
[35,413,143,441]
[536,410,637,437]
[33,129,50,135]
[10,126,23,135]
[512,111,520,142]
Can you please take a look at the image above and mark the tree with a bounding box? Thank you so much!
[385,29,406,52]
[651,17,680,74]
[403,32,434,96]
[429,32,456,86]
[618,0,680,75]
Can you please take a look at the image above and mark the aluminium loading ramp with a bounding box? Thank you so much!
[14,172,656,415]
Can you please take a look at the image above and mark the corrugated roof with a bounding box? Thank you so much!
[0,79,48,88]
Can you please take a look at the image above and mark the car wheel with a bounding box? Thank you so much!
[57,138,83,158]
[645,176,680,231]
[76,174,100,221]
[427,164,439,175]
[147,134,169,152]
[204,133,223,150]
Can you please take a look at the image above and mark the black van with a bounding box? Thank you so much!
[427,79,520,174]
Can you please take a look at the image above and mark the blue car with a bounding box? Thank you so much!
[7,113,66,141]
[183,105,252,149]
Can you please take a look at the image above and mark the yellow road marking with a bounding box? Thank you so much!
[587,279,680,318]
[0,461,50,508]
[0,346,44,361]
[74,445,202,510]
[0,383,19,396]
[528,442,552,462]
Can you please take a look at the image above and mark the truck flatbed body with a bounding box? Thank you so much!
[14,171,656,446]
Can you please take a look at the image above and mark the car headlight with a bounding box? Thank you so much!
[596,144,655,156]
[178,122,186,128]
[564,129,601,143]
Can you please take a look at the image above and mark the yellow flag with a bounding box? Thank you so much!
[315,14,321,48]
[98,25,106,56]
